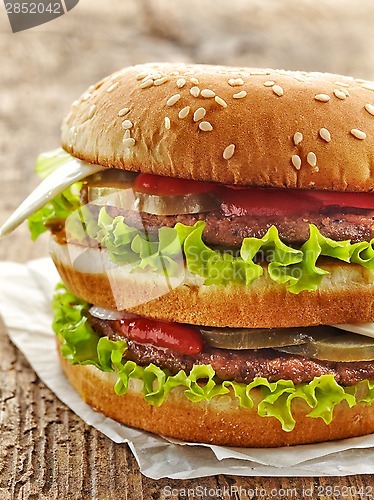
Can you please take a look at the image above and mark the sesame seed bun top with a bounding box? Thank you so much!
[61,63,374,192]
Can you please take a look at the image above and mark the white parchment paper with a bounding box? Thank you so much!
[1,258,374,479]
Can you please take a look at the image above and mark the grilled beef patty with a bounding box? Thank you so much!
[104,205,374,247]
[88,315,374,386]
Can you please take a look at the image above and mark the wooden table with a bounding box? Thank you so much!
[1,1,374,497]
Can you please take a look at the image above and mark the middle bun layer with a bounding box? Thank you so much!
[50,239,374,328]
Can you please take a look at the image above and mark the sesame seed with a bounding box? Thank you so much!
[365,104,374,116]
[169,71,180,77]
[201,89,216,98]
[263,81,275,87]
[291,155,302,170]
[223,144,235,160]
[319,128,331,142]
[123,137,136,147]
[164,117,171,130]
[199,121,213,132]
[190,77,199,85]
[361,83,374,91]
[122,120,133,130]
[88,105,96,119]
[136,72,148,80]
[167,94,181,106]
[307,152,317,167]
[154,77,169,86]
[215,96,227,108]
[193,108,206,122]
[82,93,92,101]
[123,130,131,140]
[190,86,200,97]
[140,79,153,89]
[177,78,186,88]
[178,106,191,119]
[118,108,130,117]
[150,73,162,80]
[107,82,119,93]
[293,75,307,82]
[334,89,347,100]
[228,78,244,87]
[314,94,330,102]
[272,85,284,97]
[293,132,303,145]
[351,129,367,140]
[334,81,350,87]
[233,90,247,99]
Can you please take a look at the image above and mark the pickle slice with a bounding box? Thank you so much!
[89,186,219,215]
[87,170,138,187]
[199,325,334,350]
[275,332,374,362]
[89,186,135,208]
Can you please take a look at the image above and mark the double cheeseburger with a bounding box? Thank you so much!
[5,63,374,447]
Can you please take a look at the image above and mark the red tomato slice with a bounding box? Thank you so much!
[307,190,374,210]
[219,188,321,216]
[220,187,374,216]
[134,173,374,214]
[134,173,217,196]
[116,318,204,355]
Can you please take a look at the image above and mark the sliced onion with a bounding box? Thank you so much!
[88,305,139,321]
[88,186,219,215]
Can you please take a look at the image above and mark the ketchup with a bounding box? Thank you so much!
[115,317,204,355]
[134,173,217,196]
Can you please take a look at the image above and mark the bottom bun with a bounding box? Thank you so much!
[58,349,374,447]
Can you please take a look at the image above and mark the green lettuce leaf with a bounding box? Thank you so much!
[77,208,374,293]
[28,149,83,241]
[54,285,374,432]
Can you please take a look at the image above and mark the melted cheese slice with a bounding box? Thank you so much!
[0,156,105,238]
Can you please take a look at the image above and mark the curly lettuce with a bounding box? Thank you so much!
[67,206,374,293]
[53,285,374,432]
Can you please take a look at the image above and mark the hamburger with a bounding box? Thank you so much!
[3,62,374,447]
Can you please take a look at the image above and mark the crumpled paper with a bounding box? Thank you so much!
[0,258,374,479]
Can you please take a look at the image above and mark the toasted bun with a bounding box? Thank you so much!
[62,63,374,192]
[58,348,374,447]
[50,239,374,328]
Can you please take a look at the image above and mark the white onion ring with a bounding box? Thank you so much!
[88,305,138,321]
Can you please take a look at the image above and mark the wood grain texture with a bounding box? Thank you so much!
[1,0,374,497]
